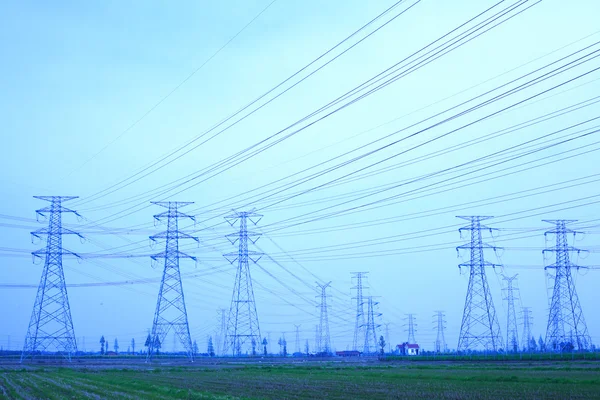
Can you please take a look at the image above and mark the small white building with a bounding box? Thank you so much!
[397,343,420,356]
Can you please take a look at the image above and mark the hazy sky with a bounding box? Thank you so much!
[1,0,599,354]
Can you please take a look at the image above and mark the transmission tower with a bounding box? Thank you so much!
[147,202,197,362]
[316,281,331,354]
[405,314,417,344]
[456,216,503,352]
[223,210,263,356]
[294,325,301,354]
[384,322,391,353]
[22,196,82,362]
[216,308,227,356]
[521,307,534,352]
[351,272,368,351]
[433,311,447,353]
[502,274,520,353]
[543,220,591,352]
[362,297,380,354]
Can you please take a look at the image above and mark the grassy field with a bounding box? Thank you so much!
[1,361,599,399]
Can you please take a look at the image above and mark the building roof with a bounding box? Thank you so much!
[396,343,420,349]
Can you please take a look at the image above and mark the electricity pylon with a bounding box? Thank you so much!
[216,308,227,356]
[521,307,534,352]
[456,216,503,352]
[433,311,447,353]
[316,281,332,354]
[362,297,380,354]
[351,272,368,352]
[224,210,263,356]
[502,274,520,352]
[22,196,82,362]
[384,322,391,353]
[294,325,301,354]
[543,220,591,352]
[147,202,197,362]
[404,314,417,344]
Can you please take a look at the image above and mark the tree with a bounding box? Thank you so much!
[379,335,386,355]
[99,336,105,355]
[153,336,161,355]
[277,338,283,355]
[251,338,257,356]
[262,337,268,356]
[145,334,152,355]
[538,335,545,353]
[207,336,215,357]
[131,338,135,355]
[529,337,537,352]
[193,340,199,357]
[282,337,287,357]
[114,338,119,354]
[305,339,310,356]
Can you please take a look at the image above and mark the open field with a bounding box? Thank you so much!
[1,359,599,399]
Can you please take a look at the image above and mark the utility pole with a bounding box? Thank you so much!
[351,272,368,352]
[543,220,591,352]
[521,307,533,352]
[456,216,503,352]
[294,325,301,354]
[405,314,417,344]
[316,282,332,354]
[147,202,197,362]
[502,274,520,353]
[223,210,263,356]
[22,196,82,362]
[362,297,380,354]
[433,311,446,353]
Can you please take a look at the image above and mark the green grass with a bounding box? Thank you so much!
[1,361,599,399]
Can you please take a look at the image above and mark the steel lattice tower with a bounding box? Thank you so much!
[316,281,332,354]
[22,196,82,362]
[434,311,447,353]
[223,210,263,356]
[362,297,380,354]
[147,202,197,362]
[456,216,503,352]
[294,325,301,354]
[384,322,391,353]
[502,274,520,352]
[216,308,227,356]
[543,220,591,352]
[405,314,417,344]
[521,307,534,352]
[351,272,368,352]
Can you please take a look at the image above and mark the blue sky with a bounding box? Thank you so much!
[1,0,600,354]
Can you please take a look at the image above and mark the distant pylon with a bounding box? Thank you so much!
[316,281,332,354]
[456,216,503,352]
[314,324,319,355]
[384,322,391,353]
[543,220,591,352]
[433,311,447,353]
[351,272,368,351]
[362,297,381,354]
[502,274,520,352]
[22,196,82,362]
[521,307,534,352]
[294,325,301,354]
[405,314,417,344]
[216,308,227,356]
[223,210,263,356]
[147,202,197,362]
